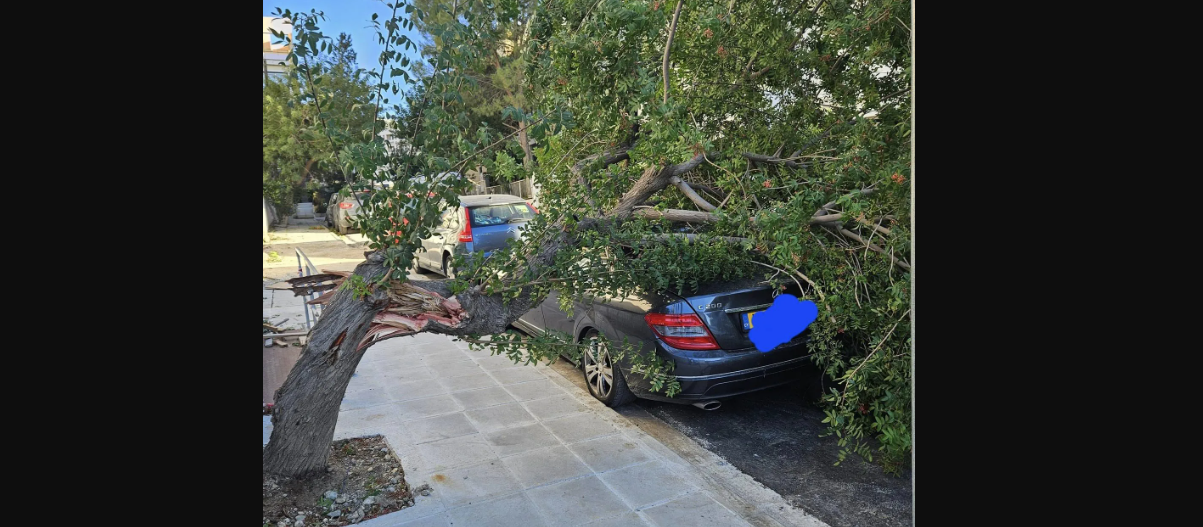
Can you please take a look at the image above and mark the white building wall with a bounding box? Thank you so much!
[263,17,292,78]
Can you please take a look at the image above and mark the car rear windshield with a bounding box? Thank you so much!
[468,203,534,227]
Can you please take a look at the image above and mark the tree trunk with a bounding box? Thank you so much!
[517,122,534,170]
[517,122,537,200]
[262,253,390,478]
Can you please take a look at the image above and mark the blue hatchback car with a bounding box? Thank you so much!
[413,194,537,278]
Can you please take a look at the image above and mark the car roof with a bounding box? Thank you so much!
[458,194,528,207]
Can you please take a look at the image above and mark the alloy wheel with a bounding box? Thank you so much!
[583,337,613,399]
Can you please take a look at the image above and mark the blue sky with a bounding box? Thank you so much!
[264,0,426,113]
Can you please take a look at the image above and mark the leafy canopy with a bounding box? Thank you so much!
[272,0,911,475]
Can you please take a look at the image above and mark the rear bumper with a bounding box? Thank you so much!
[624,333,814,402]
[635,353,816,402]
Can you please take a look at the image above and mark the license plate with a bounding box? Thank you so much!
[741,311,764,331]
[483,251,493,258]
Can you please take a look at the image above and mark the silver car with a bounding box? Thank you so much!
[414,194,537,278]
[326,191,372,235]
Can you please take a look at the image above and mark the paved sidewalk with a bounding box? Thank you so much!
[263,284,312,332]
[263,332,826,527]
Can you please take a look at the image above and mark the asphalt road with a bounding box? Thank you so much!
[550,360,912,527]
[637,379,912,527]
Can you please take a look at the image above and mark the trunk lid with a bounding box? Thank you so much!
[671,280,806,350]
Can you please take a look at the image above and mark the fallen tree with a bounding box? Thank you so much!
[265,0,911,478]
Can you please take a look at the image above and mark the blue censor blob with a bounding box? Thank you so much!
[748,295,819,352]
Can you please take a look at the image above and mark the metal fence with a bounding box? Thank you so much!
[507,179,532,198]
[295,248,324,329]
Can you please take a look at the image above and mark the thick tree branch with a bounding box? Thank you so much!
[611,152,710,218]
[635,207,848,225]
[663,0,685,104]
[634,207,719,223]
[669,176,717,211]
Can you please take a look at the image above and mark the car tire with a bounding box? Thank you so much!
[581,329,636,407]
[442,254,455,279]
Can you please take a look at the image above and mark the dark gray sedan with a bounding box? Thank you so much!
[513,278,814,410]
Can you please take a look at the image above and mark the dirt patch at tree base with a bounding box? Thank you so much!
[263,435,418,526]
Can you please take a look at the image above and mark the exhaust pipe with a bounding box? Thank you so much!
[692,400,722,411]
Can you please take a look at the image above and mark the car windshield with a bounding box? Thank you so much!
[468,203,534,227]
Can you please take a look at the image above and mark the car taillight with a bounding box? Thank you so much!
[644,313,720,350]
[527,202,539,214]
[458,209,473,242]
[339,202,354,209]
